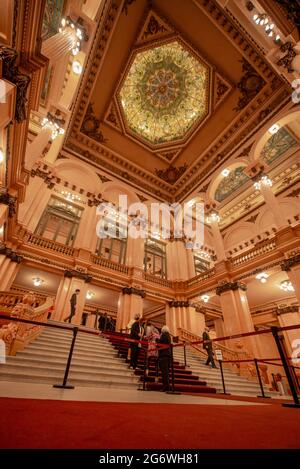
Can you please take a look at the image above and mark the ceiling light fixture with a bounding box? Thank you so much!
[221,168,230,177]
[255,272,269,283]
[72,60,82,75]
[32,277,44,287]
[201,294,209,303]
[206,210,220,224]
[253,174,273,190]
[280,280,294,292]
[86,291,95,300]
[268,123,280,135]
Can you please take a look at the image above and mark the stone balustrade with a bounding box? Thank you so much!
[91,254,130,274]
[187,268,216,287]
[231,239,277,267]
[143,273,173,288]
[24,232,76,257]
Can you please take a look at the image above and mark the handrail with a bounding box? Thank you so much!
[143,273,173,288]
[187,268,216,287]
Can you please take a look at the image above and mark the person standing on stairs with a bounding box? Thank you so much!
[202,326,217,368]
[64,289,80,323]
[157,325,172,392]
[129,314,143,370]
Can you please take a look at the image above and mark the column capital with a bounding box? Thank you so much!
[275,305,299,316]
[281,254,300,271]
[122,287,146,298]
[216,281,247,295]
[0,244,23,263]
[64,269,92,283]
[0,190,17,217]
[169,300,190,308]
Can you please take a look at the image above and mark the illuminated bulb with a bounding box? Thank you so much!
[32,277,44,287]
[0,225,3,236]
[201,294,209,303]
[253,14,258,21]
[255,272,269,283]
[221,168,230,177]
[280,280,294,292]
[72,60,82,75]
[0,149,4,164]
[268,123,280,135]
[86,291,94,300]
[61,18,66,27]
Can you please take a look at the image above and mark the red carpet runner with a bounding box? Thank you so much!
[0,397,300,448]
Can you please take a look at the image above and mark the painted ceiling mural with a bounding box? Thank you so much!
[260,127,298,165]
[118,40,209,146]
[214,166,250,202]
[41,0,65,41]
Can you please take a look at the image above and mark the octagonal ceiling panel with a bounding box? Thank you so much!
[117,39,210,147]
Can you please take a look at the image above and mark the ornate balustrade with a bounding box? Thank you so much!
[143,273,173,288]
[91,254,130,274]
[23,232,76,257]
[177,327,264,383]
[187,268,216,287]
[231,239,277,267]
[0,292,54,356]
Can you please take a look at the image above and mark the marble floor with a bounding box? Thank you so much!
[0,380,268,406]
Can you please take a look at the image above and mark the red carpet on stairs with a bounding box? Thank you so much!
[1,397,300,449]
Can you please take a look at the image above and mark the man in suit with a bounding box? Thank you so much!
[64,289,80,323]
[202,326,217,368]
[129,314,143,369]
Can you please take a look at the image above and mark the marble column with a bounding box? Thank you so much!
[24,128,52,171]
[53,271,91,325]
[0,248,22,291]
[74,205,97,251]
[209,219,226,262]
[165,301,205,337]
[116,287,145,332]
[216,281,261,357]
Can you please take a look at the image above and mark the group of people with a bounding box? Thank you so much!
[97,312,116,332]
[127,314,172,392]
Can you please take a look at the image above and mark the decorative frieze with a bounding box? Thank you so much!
[122,287,146,298]
[281,254,300,271]
[216,281,247,296]
[64,269,92,283]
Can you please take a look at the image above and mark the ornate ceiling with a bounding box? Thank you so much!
[64,0,291,202]
[117,39,210,147]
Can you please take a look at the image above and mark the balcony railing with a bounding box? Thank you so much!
[231,239,277,267]
[24,233,76,257]
[187,268,216,287]
[91,254,130,274]
[143,273,173,288]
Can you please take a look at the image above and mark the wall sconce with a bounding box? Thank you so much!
[280,280,294,292]
[255,272,269,283]
[201,294,210,303]
[86,291,95,300]
[32,277,44,287]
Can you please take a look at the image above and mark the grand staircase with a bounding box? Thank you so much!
[0,322,138,389]
[173,346,278,397]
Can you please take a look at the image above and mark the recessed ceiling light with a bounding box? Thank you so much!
[72,60,82,74]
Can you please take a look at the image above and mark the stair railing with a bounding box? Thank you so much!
[177,327,259,382]
[0,293,54,355]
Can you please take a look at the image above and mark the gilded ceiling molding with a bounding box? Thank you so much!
[286,188,300,198]
[122,287,146,298]
[176,89,290,201]
[81,103,107,143]
[276,42,297,73]
[234,59,265,112]
[0,46,31,122]
[0,244,23,263]
[274,0,300,32]
[104,101,122,132]
[169,300,190,308]
[64,270,92,283]
[275,305,299,316]
[214,73,231,109]
[155,164,188,184]
[66,142,174,202]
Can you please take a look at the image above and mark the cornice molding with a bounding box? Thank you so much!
[169,300,190,308]
[0,244,23,263]
[64,269,93,283]
[275,305,299,315]
[281,253,300,271]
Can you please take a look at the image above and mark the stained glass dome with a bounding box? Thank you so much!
[118,40,210,146]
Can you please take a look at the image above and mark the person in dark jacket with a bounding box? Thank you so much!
[64,289,80,323]
[157,325,172,391]
[129,314,143,369]
[202,326,216,368]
